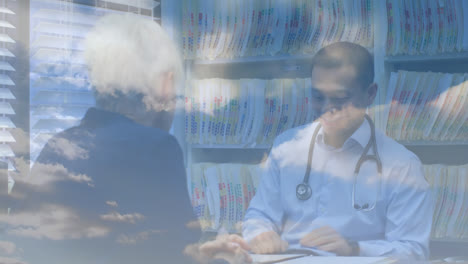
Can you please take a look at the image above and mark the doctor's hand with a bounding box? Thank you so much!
[299,226,353,256]
[248,231,288,254]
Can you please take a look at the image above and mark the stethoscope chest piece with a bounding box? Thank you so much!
[296,183,312,200]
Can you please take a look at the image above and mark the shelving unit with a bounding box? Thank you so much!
[379,0,468,257]
[384,54,468,166]
[171,0,379,235]
[164,0,468,258]
[386,56,468,255]
[183,56,318,204]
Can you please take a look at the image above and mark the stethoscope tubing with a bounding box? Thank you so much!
[296,115,383,211]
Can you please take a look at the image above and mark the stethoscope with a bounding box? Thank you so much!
[296,115,382,211]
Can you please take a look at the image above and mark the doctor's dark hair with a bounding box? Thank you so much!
[311,42,374,89]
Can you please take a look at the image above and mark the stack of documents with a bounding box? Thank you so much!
[251,254,396,264]
[182,0,374,59]
[251,254,309,264]
[386,0,468,55]
[425,164,468,239]
[383,71,467,142]
[185,78,318,146]
[190,163,262,232]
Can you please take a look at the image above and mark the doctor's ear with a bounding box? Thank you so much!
[365,83,378,106]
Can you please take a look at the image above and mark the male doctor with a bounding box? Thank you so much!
[242,42,433,260]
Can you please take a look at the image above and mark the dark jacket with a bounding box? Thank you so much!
[15,108,200,264]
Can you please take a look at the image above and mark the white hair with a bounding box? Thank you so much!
[84,13,183,112]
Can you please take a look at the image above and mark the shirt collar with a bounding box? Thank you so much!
[316,118,370,150]
[349,118,371,148]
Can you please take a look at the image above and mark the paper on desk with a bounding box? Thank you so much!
[279,256,397,264]
[250,254,307,264]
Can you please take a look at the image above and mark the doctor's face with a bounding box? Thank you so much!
[311,66,373,138]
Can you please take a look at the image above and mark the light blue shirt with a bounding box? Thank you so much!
[243,119,433,260]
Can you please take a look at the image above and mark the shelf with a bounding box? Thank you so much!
[399,141,468,146]
[193,52,468,65]
[190,144,271,150]
[431,238,468,243]
[188,54,314,79]
[190,54,316,66]
[385,52,468,63]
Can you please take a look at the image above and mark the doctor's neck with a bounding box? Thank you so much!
[322,115,365,149]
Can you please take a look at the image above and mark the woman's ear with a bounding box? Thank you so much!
[161,71,174,98]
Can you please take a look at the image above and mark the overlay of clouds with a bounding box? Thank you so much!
[185,220,202,230]
[116,230,165,245]
[105,201,118,208]
[0,204,109,240]
[67,173,94,187]
[0,241,16,255]
[100,212,144,224]
[17,162,94,190]
[268,118,428,190]
[271,124,314,169]
[32,76,91,91]
[46,137,89,160]
[0,257,27,264]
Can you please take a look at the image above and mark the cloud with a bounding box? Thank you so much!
[0,257,27,264]
[0,241,16,255]
[100,212,144,224]
[106,201,118,208]
[271,124,314,169]
[0,204,110,240]
[14,162,94,191]
[67,173,94,187]
[185,220,201,230]
[47,137,89,160]
[116,230,165,245]
[33,76,91,91]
